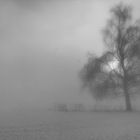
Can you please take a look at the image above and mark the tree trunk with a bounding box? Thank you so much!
[123,80,132,111]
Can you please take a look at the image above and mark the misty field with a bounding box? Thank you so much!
[0,111,140,140]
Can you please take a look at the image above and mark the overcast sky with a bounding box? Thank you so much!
[0,0,139,112]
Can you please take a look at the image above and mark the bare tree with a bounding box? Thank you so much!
[54,103,68,112]
[80,3,140,111]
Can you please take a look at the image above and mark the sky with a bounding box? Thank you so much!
[0,0,140,112]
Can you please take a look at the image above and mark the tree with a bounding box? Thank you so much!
[80,3,140,111]
[54,103,68,112]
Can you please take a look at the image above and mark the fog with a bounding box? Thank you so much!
[0,0,139,113]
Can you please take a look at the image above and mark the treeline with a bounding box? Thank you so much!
[52,103,86,112]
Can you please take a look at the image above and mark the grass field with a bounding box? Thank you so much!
[0,111,140,140]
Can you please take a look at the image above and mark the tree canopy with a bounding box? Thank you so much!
[80,3,140,111]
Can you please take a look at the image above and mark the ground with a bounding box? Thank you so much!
[0,111,140,140]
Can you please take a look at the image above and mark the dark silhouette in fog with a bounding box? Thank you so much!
[80,3,140,111]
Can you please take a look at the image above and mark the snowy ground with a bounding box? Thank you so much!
[0,111,140,140]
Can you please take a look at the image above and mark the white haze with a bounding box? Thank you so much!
[0,0,139,113]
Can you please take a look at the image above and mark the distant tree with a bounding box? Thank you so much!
[73,104,85,112]
[55,103,67,112]
[80,3,140,111]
